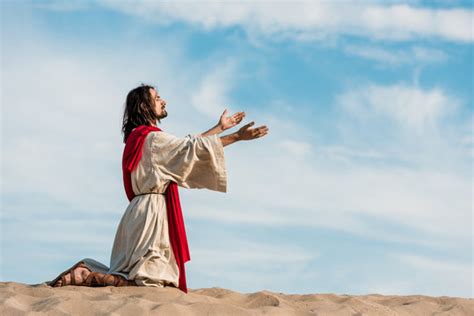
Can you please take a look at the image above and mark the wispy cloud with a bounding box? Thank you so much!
[390,252,471,274]
[185,82,471,252]
[337,83,459,132]
[188,237,318,292]
[279,140,313,157]
[1,14,239,211]
[2,2,471,297]
[344,45,448,65]
[385,252,472,296]
[32,0,91,12]
[193,238,316,266]
[98,1,473,42]
[191,61,237,117]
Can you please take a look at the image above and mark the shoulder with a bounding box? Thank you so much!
[148,131,182,147]
[148,131,176,139]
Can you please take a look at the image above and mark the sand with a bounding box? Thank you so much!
[1,282,472,315]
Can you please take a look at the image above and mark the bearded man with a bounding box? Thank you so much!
[47,84,268,292]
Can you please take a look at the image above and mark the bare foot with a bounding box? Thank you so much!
[54,266,91,287]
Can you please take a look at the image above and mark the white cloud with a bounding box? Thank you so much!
[1,15,247,287]
[337,83,459,132]
[187,160,471,247]
[191,61,236,117]
[279,140,313,157]
[411,46,448,63]
[98,1,474,42]
[183,82,471,253]
[0,13,238,212]
[2,3,471,297]
[316,145,386,162]
[188,237,318,292]
[344,45,448,65]
[386,252,472,297]
[32,0,90,11]
[193,238,316,266]
[460,135,473,145]
[391,253,471,274]
[4,14,469,253]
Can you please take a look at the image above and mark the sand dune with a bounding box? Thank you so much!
[1,282,472,315]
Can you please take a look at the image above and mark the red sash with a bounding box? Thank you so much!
[122,125,191,293]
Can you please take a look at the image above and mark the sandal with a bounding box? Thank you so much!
[103,274,137,287]
[83,272,109,287]
[48,262,91,287]
[83,272,136,287]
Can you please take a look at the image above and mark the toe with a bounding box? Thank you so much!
[64,273,71,285]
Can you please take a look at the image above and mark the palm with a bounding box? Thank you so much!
[219,110,245,130]
[238,122,269,141]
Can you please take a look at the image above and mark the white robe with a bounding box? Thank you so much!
[47,132,227,288]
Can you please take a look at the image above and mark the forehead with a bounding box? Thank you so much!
[149,88,157,97]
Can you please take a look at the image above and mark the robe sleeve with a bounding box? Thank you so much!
[150,132,227,192]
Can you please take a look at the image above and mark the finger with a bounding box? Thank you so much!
[256,126,268,133]
[251,126,268,133]
[250,131,267,140]
[252,129,263,137]
[232,112,245,120]
[248,126,265,134]
[243,121,255,128]
[222,108,228,116]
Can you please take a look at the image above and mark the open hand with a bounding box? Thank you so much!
[219,109,245,131]
[237,121,269,141]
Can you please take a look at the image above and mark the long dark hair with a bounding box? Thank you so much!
[122,84,160,143]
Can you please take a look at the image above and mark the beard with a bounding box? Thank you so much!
[155,107,168,120]
[158,110,168,119]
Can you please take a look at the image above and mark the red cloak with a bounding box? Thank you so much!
[122,125,191,293]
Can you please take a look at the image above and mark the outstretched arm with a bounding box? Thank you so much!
[200,109,245,137]
[220,121,269,147]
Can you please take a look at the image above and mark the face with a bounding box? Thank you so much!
[150,88,167,119]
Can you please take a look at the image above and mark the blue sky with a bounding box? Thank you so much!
[1,0,472,297]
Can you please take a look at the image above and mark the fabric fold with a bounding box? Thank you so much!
[122,125,191,293]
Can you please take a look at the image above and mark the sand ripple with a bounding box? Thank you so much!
[0,282,472,316]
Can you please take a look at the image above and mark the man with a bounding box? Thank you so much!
[47,84,268,291]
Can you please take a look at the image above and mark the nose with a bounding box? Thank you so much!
[162,100,166,106]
